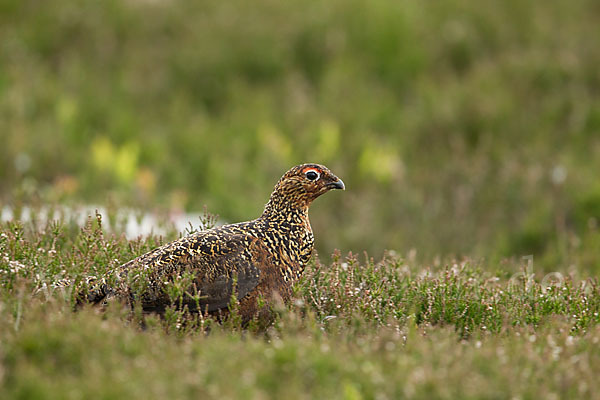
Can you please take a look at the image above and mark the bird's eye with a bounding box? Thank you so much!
[305,170,320,181]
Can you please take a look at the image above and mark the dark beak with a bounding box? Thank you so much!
[328,178,345,190]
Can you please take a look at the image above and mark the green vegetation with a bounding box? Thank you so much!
[1,214,600,399]
[2,0,600,398]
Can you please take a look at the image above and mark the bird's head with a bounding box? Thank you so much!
[263,163,345,217]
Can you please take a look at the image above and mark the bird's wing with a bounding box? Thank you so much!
[115,231,269,313]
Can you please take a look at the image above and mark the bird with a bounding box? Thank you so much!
[77,163,345,324]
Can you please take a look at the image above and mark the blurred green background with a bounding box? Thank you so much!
[1,0,600,272]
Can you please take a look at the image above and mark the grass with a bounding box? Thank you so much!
[2,210,600,399]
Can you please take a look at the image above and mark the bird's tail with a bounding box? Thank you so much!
[52,276,115,306]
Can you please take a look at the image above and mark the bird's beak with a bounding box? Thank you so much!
[328,178,345,190]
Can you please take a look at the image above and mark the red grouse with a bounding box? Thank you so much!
[80,163,344,323]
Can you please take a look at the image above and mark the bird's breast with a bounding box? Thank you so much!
[255,218,314,282]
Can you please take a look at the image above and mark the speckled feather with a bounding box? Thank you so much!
[82,163,344,323]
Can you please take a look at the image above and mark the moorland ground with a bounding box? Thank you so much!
[2,0,600,398]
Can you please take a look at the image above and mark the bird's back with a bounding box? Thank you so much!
[103,220,269,312]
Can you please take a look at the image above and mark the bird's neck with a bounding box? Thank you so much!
[261,190,311,228]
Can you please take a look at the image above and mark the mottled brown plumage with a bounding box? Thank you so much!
[82,163,344,323]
